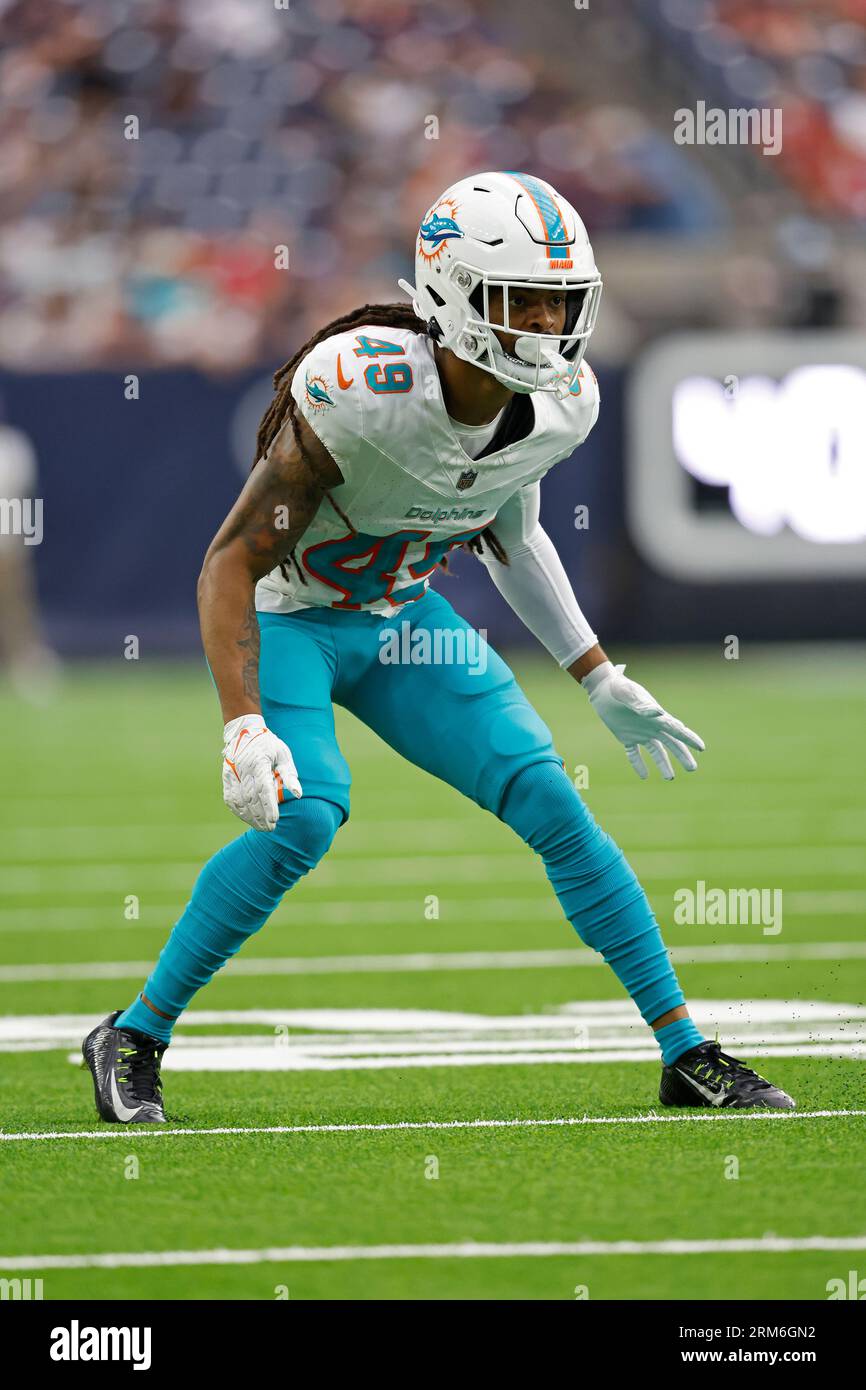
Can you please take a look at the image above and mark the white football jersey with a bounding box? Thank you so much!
[255,325,599,617]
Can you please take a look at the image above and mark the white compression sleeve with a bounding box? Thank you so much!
[475,481,598,668]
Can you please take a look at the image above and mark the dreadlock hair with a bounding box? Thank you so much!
[253,302,508,585]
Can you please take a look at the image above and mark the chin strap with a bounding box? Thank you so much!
[398,278,446,344]
[541,346,578,399]
[397,277,418,305]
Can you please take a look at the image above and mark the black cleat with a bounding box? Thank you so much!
[81,1011,168,1124]
[660,1039,796,1110]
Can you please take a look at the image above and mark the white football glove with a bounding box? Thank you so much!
[582,661,705,781]
[222,714,302,831]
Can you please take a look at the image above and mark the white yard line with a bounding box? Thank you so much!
[2,845,865,893]
[1,891,864,934]
[3,806,866,856]
[60,1043,866,1071]
[3,1233,866,1271]
[2,1109,863,1143]
[8,997,864,1065]
[4,939,866,983]
[5,998,862,1040]
[0,900,569,932]
[34,1026,866,1055]
[2,826,865,862]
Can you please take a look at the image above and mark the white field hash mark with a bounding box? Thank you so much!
[2,1110,864,1143]
[5,999,866,1068]
[4,1234,866,1271]
[63,1044,866,1072]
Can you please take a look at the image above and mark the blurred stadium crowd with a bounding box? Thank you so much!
[1,0,865,373]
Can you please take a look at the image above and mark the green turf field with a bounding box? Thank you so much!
[1,645,864,1301]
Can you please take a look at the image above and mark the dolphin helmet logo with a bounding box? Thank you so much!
[418,197,463,264]
[419,213,464,248]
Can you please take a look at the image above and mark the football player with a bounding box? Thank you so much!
[83,172,794,1121]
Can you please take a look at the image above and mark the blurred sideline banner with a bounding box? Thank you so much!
[628,333,866,578]
[2,345,864,658]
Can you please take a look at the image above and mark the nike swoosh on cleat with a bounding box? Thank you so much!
[109,1065,144,1122]
[674,1068,727,1106]
[336,355,353,389]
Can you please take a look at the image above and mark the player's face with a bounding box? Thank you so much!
[486,285,568,351]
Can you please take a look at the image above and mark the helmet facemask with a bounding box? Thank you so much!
[447,269,602,396]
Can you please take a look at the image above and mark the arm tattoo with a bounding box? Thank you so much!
[237,596,261,704]
[198,415,342,721]
[217,419,340,579]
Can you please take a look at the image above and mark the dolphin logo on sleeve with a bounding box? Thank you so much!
[305,371,335,411]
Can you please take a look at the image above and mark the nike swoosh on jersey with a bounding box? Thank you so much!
[674,1068,727,1106]
[110,1066,144,1122]
[336,355,354,389]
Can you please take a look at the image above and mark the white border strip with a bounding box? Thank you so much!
[2,1109,864,1143]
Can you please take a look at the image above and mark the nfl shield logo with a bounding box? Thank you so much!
[456,468,477,491]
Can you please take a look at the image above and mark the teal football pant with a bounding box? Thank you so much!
[115,589,700,1061]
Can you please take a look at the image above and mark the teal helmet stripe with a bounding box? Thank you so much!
[505,170,570,251]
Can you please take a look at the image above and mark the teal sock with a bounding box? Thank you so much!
[655,1017,705,1066]
[114,798,342,1043]
[114,994,173,1044]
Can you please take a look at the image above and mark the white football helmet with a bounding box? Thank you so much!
[399,171,602,397]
